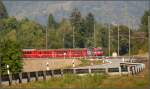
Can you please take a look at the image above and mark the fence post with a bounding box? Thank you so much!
[8,73,12,86]
[136,66,139,73]
[35,71,38,81]
[119,67,122,76]
[51,70,54,77]
[27,72,30,82]
[61,69,64,76]
[105,68,108,74]
[134,66,137,74]
[132,66,135,75]
[19,72,22,83]
[88,67,91,74]
[73,69,76,74]
[127,67,130,75]
[43,71,46,80]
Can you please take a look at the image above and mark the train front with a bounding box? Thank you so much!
[93,48,104,57]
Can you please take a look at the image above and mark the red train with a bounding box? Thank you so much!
[22,48,104,58]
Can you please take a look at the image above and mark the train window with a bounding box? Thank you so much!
[38,51,41,54]
[44,51,47,54]
[96,49,102,52]
[23,51,26,54]
[29,51,31,54]
[27,51,29,54]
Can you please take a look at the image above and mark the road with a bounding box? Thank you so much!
[73,58,126,69]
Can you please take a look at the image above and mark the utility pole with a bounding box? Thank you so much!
[94,23,96,47]
[63,33,65,49]
[62,5,65,49]
[108,24,111,57]
[73,26,75,48]
[118,24,120,56]
[46,28,48,50]
[124,2,131,59]
[148,16,150,68]
[128,20,131,59]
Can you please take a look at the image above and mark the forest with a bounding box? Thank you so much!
[0,1,149,54]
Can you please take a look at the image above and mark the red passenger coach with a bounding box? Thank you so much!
[22,48,103,59]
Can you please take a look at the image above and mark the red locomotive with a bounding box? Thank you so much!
[22,48,103,58]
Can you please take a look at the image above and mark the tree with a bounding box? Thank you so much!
[0,17,19,42]
[0,0,8,19]
[140,11,150,37]
[48,14,57,29]
[18,19,45,49]
[57,18,73,48]
[85,12,94,37]
[0,39,22,75]
[70,8,83,48]
[118,25,131,55]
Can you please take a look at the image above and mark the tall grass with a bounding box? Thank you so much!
[8,73,107,88]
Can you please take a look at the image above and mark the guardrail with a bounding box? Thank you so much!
[0,62,145,86]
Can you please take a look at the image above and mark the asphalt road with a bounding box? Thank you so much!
[73,58,129,69]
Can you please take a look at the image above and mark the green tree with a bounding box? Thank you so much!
[0,39,22,75]
[85,12,94,36]
[85,12,95,48]
[70,8,82,48]
[140,11,150,37]
[57,18,73,48]
[47,29,62,49]
[0,0,8,19]
[18,19,45,49]
[48,14,57,29]
[0,17,19,42]
[118,25,131,55]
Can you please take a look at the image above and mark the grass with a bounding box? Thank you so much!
[6,67,149,88]
[7,73,107,88]
[100,62,149,88]
[77,59,103,67]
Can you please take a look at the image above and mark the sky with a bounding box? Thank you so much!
[3,1,149,29]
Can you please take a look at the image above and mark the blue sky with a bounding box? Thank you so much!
[3,1,149,29]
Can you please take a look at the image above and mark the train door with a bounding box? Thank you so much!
[87,48,93,58]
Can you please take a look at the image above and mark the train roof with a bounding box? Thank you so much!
[22,49,36,51]
[22,48,102,51]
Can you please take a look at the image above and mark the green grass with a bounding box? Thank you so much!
[4,68,149,88]
[77,59,103,67]
[100,66,149,88]
[8,73,107,88]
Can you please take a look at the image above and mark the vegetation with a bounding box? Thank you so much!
[101,64,149,88]
[0,0,149,74]
[7,74,107,88]
[5,66,148,88]
[0,0,8,19]
[0,0,149,55]
[77,59,103,67]
[0,39,22,74]
[0,1,22,74]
